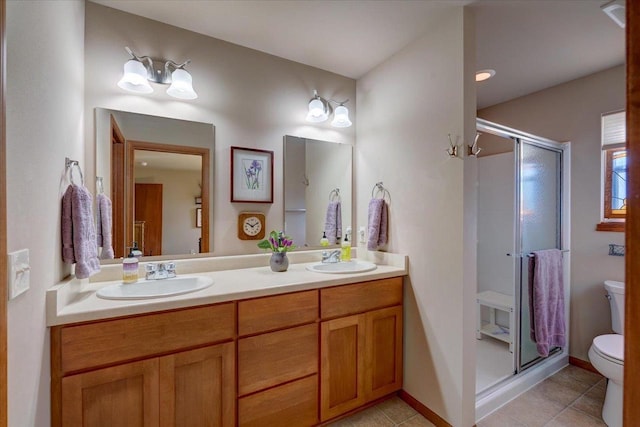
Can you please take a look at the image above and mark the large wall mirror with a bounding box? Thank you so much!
[95,109,214,260]
[284,136,352,248]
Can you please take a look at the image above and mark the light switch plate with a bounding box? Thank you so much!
[8,249,30,299]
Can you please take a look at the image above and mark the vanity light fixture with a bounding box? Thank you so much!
[117,47,198,100]
[475,69,496,82]
[306,90,352,128]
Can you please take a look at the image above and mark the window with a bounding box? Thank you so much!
[598,111,626,231]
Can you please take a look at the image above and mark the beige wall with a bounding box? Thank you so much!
[479,65,626,361]
[85,2,356,256]
[6,1,85,425]
[356,7,476,426]
[6,2,356,425]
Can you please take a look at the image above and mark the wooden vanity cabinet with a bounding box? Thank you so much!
[237,290,319,427]
[320,277,403,422]
[51,275,404,427]
[51,303,236,427]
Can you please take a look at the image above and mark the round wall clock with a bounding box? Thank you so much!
[237,212,266,240]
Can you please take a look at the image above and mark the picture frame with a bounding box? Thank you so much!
[230,146,274,203]
[195,196,202,205]
[196,207,202,228]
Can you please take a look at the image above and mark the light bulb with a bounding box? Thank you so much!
[117,60,153,93]
[331,105,352,128]
[306,98,328,122]
[167,69,198,100]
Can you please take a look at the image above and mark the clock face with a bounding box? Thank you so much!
[243,216,262,237]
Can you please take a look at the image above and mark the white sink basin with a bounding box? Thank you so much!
[306,260,377,274]
[96,275,213,300]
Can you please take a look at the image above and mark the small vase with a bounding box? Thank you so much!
[270,252,289,272]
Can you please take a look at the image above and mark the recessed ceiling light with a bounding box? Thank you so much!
[476,69,496,82]
[601,0,625,28]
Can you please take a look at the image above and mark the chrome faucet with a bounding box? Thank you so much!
[145,262,177,280]
[321,250,341,264]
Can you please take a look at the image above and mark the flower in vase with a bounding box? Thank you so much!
[257,230,296,253]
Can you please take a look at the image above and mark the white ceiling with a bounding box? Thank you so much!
[91,0,625,109]
[135,151,202,172]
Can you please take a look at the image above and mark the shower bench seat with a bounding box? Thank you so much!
[476,290,514,353]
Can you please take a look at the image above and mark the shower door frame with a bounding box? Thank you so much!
[476,118,570,375]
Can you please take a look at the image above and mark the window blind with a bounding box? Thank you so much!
[602,110,626,150]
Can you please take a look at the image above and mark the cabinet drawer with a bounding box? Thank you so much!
[238,375,318,427]
[59,303,235,374]
[238,323,318,396]
[320,277,403,319]
[238,290,318,336]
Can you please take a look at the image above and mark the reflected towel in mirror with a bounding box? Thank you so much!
[324,201,342,244]
[96,193,114,259]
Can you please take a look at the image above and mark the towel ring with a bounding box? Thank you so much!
[371,182,391,201]
[96,176,104,194]
[65,157,84,186]
[329,188,341,202]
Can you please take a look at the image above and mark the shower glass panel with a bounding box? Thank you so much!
[517,140,562,370]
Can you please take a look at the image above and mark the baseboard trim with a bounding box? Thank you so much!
[398,390,453,427]
[569,356,600,375]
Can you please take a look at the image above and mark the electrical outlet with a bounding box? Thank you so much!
[8,249,30,299]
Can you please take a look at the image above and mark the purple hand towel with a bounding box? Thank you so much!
[324,201,342,245]
[96,193,115,260]
[61,184,101,279]
[367,198,388,251]
[529,249,565,357]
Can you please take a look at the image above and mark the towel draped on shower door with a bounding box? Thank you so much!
[528,249,565,357]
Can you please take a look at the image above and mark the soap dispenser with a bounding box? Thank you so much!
[122,247,139,284]
[341,234,351,262]
[320,231,329,247]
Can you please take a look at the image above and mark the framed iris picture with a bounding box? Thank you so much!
[231,146,274,203]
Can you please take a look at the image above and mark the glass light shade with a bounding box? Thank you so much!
[306,98,328,122]
[331,105,352,128]
[117,60,153,93]
[166,69,198,100]
[475,69,496,82]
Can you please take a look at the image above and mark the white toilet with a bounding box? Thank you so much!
[588,280,625,427]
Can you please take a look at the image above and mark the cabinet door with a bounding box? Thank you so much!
[365,305,403,401]
[320,314,366,421]
[61,359,159,427]
[159,343,235,427]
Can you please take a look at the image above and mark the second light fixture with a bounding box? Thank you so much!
[306,90,352,128]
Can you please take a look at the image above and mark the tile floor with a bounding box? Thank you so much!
[478,365,606,427]
[328,365,605,427]
[327,396,435,427]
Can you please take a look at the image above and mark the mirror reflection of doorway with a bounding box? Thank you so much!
[134,183,162,256]
[130,147,208,256]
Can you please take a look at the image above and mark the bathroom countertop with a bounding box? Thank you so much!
[46,249,408,326]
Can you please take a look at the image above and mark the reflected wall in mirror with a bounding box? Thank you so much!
[96,109,214,260]
[284,136,352,248]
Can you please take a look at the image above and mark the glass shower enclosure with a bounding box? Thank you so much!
[475,118,569,402]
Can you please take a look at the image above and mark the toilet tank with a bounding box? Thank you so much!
[605,280,625,334]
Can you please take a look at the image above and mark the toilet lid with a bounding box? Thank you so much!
[593,334,624,362]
